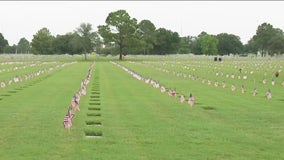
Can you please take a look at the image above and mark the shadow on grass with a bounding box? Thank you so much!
[8,90,17,93]
[201,106,216,110]
[194,103,216,110]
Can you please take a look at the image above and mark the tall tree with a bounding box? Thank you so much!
[253,23,276,56]
[17,38,30,54]
[188,32,208,55]
[98,10,138,60]
[244,36,258,54]
[153,28,180,54]
[31,28,54,55]
[188,36,202,55]
[3,45,17,54]
[217,33,243,55]
[248,22,284,56]
[52,33,75,55]
[0,33,9,53]
[267,28,284,55]
[200,33,219,55]
[178,36,191,54]
[138,19,157,54]
[93,33,102,55]
[75,23,98,60]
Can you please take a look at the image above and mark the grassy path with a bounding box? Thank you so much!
[91,61,200,159]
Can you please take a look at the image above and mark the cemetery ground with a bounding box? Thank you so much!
[0,54,283,159]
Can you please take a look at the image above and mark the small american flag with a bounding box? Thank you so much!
[266,89,272,99]
[253,88,257,96]
[63,107,74,128]
[188,93,195,107]
[68,106,75,119]
[63,114,72,129]
[0,81,6,88]
[71,100,80,111]
[180,94,185,103]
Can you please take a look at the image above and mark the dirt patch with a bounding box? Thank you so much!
[202,106,216,110]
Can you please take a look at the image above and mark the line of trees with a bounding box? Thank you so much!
[1,10,284,59]
[0,33,30,54]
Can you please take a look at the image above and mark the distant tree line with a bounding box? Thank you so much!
[1,10,284,59]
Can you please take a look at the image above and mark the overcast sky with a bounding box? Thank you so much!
[0,1,283,45]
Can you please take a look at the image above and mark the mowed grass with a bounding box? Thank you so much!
[0,61,93,159]
[0,55,284,159]
[116,57,284,159]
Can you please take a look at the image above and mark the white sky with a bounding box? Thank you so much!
[0,1,283,45]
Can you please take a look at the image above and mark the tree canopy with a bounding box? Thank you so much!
[98,9,138,60]
[75,23,99,60]
[246,22,284,56]
[31,28,54,55]
[153,28,180,54]
[1,10,284,57]
[17,38,30,54]
[138,20,157,54]
[217,33,243,55]
[200,33,219,55]
[75,23,98,53]
[0,33,9,53]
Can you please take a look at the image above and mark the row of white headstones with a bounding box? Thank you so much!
[63,62,96,129]
[111,61,195,106]
[0,62,77,89]
[126,61,278,99]
[138,60,283,86]
[0,61,57,74]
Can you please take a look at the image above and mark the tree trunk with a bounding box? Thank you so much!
[119,45,123,60]
[84,49,87,61]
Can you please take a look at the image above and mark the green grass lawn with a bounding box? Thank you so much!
[0,55,283,159]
